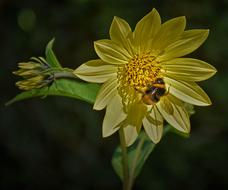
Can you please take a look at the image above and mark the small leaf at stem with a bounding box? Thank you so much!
[111,126,171,180]
[112,145,124,180]
[45,38,62,68]
[6,79,100,106]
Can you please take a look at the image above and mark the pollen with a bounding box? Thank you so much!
[117,52,161,104]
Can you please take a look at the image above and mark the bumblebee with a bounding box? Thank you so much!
[138,78,167,105]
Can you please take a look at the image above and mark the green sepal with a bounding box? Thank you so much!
[6,79,100,106]
[112,126,170,180]
[45,38,62,68]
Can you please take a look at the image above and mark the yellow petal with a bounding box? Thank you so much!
[162,58,217,81]
[159,29,209,61]
[93,77,118,110]
[94,39,131,65]
[166,94,185,107]
[157,97,190,133]
[143,106,163,143]
[109,16,133,56]
[159,97,174,115]
[134,8,161,52]
[74,59,117,83]
[123,125,138,147]
[126,102,147,133]
[164,77,212,106]
[150,16,186,51]
[102,94,127,137]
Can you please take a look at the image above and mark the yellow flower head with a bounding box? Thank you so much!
[74,9,217,146]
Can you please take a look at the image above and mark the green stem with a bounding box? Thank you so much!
[54,71,77,79]
[119,127,129,190]
[128,134,146,190]
[119,130,146,190]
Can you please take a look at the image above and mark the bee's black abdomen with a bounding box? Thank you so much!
[141,78,166,105]
[145,86,156,94]
[156,87,166,96]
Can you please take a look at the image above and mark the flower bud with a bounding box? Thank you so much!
[14,57,52,90]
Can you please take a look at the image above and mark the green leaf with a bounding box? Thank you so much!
[111,126,170,180]
[6,79,100,106]
[45,38,62,68]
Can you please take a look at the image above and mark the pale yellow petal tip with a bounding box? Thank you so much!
[164,15,186,25]
[207,99,212,106]
[181,16,186,27]
[176,16,186,23]
[203,29,210,39]
[183,127,191,134]
[182,123,191,133]
[152,138,161,144]
[102,128,118,138]
[201,87,213,105]
[125,137,138,147]
[111,16,118,25]
[145,128,163,144]
[174,125,191,134]
[151,8,159,14]
[151,8,157,11]
[124,126,139,147]
[197,100,212,107]
[93,90,105,111]
[113,16,120,21]
[92,104,102,110]
[93,98,110,111]
[94,40,99,48]
[102,132,108,138]
[93,95,107,110]
[203,96,212,106]
[206,62,217,77]
[211,66,218,75]
[94,40,103,49]
[179,129,191,135]
[152,7,158,11]
[180,16,186,20]
[102,123,119,138]
[102,131,113,138]
[162,15,186,31]
[111,16,125,32]
[187,128,191,134]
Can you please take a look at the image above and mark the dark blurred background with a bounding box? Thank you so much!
[1,0,228,189]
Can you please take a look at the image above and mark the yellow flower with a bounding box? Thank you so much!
[74,9,216,146]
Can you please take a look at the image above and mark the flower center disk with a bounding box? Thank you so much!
[117,52,161,103]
